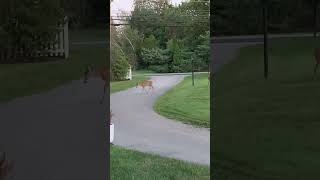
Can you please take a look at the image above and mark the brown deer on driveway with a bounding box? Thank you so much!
[313,48,320,80]
[84,64,109,103]
[136,80,154,93]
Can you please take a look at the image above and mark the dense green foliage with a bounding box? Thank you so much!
[61,0,107,28]
[111,54,130,80]
[111,19,130,80]
[0,0,64,63]
[212,0,320,35]
[0,0,107,63]
[111,0,210,74]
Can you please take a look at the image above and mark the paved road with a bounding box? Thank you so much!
[211,33,316,72]
[111,75,210,165]
[0,79,108,180]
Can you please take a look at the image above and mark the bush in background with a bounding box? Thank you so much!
[111,55,130,81]
[148,65,169,73]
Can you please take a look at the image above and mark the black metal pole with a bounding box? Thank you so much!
[263,1,269,79]
[314,0,318,38]
[192,57,195,86]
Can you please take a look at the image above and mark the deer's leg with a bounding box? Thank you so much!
[83,71,88,83]
[313,63,319,80]
[145,86,149,94]
[100,82,106,104]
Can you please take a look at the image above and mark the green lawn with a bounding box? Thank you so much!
[0,47,107,102]
[212,37,320,179]
[111,146,210,180]
[110,70,154,93]
[154,73,210,128]
[0,28,109,103]
[111,75,149,94]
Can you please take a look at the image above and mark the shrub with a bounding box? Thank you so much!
[140,48,169,66]
[111,55,130,81]
[148,64,169,73]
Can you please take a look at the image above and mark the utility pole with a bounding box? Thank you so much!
[262,0,269,79]
[192,55,195,86]
[314,0,319,38]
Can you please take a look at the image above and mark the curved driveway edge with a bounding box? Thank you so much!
[0,79,108,180]
[111,75,210,165]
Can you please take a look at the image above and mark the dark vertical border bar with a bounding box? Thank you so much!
[314,0,318,38]
[263,1,269,79]
[106,2,111,179]
[209,0,213,176]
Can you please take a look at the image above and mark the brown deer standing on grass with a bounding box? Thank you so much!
[0,152,13,180]
[136,80,154,93]
[313,48,320,80]
[84,64,109,104]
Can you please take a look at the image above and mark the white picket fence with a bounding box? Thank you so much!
[42,17,69,59]
[0,17,69,61]
[48,18,69,59]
